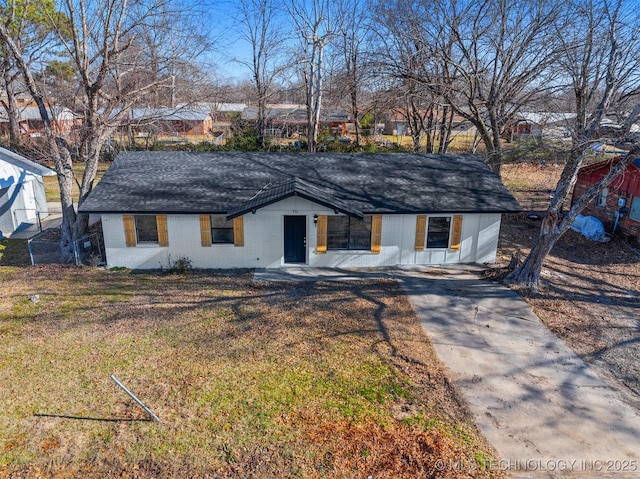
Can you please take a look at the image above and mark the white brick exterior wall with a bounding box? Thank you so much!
[101,197,503,269]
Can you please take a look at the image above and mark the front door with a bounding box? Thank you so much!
[284,216,306,263]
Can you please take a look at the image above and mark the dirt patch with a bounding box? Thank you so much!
[494,163,640,411]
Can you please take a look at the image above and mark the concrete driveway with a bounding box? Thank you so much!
[399,269,640,479]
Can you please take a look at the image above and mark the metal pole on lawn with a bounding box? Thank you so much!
[110,374,160,422]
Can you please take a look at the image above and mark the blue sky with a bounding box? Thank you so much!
[192,0,258,83]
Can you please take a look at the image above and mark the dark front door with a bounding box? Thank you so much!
[284,216,306,263]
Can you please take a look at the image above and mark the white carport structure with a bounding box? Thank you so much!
[0,146,56,239]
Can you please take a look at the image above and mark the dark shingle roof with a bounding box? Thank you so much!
[79,152,521,215]
[226,177,364,219]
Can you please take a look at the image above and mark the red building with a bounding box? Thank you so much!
[572,157,640,240]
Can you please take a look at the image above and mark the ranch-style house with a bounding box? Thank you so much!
[79,151,521,269]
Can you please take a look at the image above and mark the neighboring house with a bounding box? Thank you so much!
[210,103,247,119]
[598,117,640,136]
[572,156,640,239]
[382,110,476,139]
[509,112,576,140]
[0,105,81,138]
[382,113,407,136]
[126,108,214,138]
[0,146,55,238]
[209,103,247,144]
[79,152,521,269]
[241,105,350,138]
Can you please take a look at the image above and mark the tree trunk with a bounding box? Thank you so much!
[487,109,503,175]
[505,147,584,289]
[311,43,324,152]
[505,231,557,290]
[425,108,434,154]
[438,107,454,154]
[74,104,109,240]
[257,96,266,148]
[351,88,360,147]
[1,57,21,149]
[305,68,317,152]
[55,142,77,263]
[256,71,267,149]
[411,131,421,152]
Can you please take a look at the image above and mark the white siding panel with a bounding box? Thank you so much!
[102,214,127,249]
[476,214,501,263]
[458,214,479,263]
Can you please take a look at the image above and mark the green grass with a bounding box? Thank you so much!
[43,162,111,203]
[0,239,30,266]
[0,268,500,478]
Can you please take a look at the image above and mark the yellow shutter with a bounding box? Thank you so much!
[450,215,463,251]
[200,215,212,247]
[316,215,327,254]
[370,215,382,254]
[157,215,169,247]
[415,215,426,251]
[123,215,136,247]
[233,216,244,247]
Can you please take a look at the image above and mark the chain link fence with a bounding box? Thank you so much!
[28,228,104,266]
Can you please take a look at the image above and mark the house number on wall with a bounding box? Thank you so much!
[292,210,299,213]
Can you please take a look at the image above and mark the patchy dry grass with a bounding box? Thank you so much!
[500,162,563,212]
[0,267,501,478]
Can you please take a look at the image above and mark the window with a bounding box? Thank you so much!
[630,196,640,222]
[327,216,372,250]
[200,215,243,247]
[596,188,608,208]
[211,215,234,243]
[124,215,167,247]
[426,217,451,249]
[135,215,158,243]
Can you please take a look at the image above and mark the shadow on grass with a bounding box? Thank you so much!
[34,413,153,422]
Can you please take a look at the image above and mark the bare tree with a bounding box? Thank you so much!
[1,0,210,260]
[0,0,65,149]
[1,50,22,148]
[286,0,344,152]
[506,0,640,289]
[375,0,564,173]
[235,0,289,148]
[337,0,370,146]
[0,19,77,259]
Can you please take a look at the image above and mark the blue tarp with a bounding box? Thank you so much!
[571,214,607,242]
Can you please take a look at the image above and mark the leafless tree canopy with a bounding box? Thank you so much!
[1,0,212,261]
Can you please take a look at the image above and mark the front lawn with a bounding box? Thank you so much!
[0,267,501,478]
